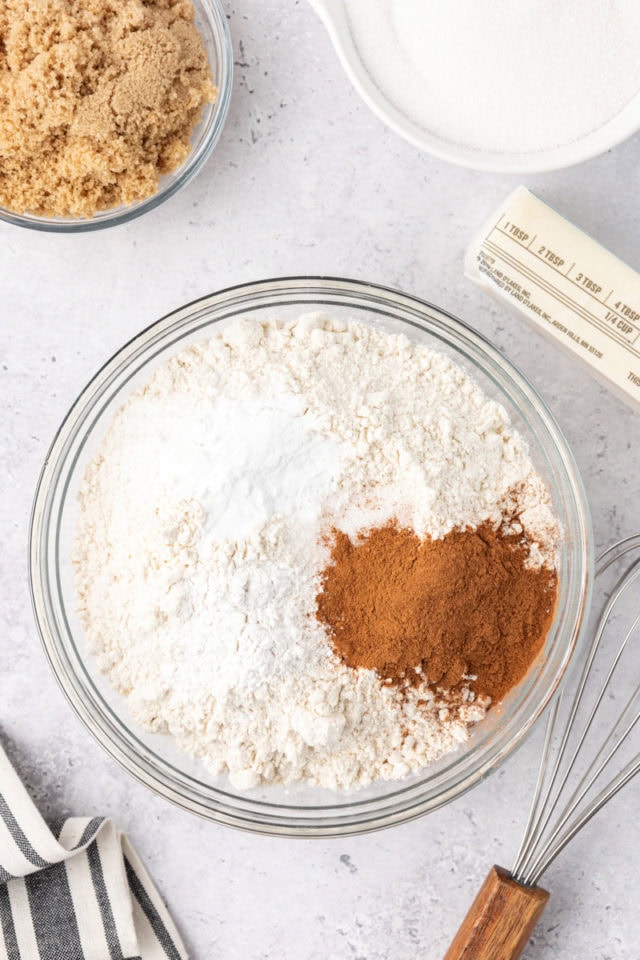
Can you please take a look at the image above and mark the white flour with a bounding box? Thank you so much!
[74,315,558,789]
[345,0,640,154]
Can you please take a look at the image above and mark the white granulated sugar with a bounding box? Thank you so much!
[74,315,558,790]
[345,0,640,154]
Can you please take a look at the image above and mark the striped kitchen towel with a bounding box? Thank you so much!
[0,741,187,960]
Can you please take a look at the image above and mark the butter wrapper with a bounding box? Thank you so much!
[465,186,640,411]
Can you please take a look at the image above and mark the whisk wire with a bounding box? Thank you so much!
[524,748,640,885]
[512,615,604,878]
[550,629,640,826]
[596,532,640,575]
[511,535,640,887]
[512,694,561,875]
[521,608,640,882]
[522,684,640,884]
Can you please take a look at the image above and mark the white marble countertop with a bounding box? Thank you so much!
[1,2,639,957]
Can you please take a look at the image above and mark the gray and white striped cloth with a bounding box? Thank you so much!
[0,741,187,960]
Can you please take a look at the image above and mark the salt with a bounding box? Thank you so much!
[345,0,640,154]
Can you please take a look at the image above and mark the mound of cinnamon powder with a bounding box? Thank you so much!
[0,0,216,218]
[316,522,557,703]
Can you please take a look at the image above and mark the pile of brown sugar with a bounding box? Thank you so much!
[316,521,558,703]
[0,0,216,218]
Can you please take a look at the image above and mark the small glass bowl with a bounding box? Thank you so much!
[0,0,232,233]
[30,278,593,836]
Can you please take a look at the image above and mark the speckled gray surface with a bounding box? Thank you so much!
[1,2,639,957]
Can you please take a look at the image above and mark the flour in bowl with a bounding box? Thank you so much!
[74,314,559,789]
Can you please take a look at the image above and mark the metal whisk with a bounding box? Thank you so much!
[444,534,640,960]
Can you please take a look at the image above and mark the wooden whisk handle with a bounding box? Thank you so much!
[443,865,549,960]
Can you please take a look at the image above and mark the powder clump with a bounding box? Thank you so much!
[317,521,558,703]
[0,0,216,217]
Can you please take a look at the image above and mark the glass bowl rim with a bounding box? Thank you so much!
[29,275,594,836]
[0,0,233,234]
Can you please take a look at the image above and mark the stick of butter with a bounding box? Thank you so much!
[465,186,640,410]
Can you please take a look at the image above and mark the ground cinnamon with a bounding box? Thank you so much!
[316,522,557,703]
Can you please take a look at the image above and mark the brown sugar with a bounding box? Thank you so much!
[316,521,558,703]
[0,0,216,218]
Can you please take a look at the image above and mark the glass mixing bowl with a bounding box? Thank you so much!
[30,277,593,836]
[0,0,232,233]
